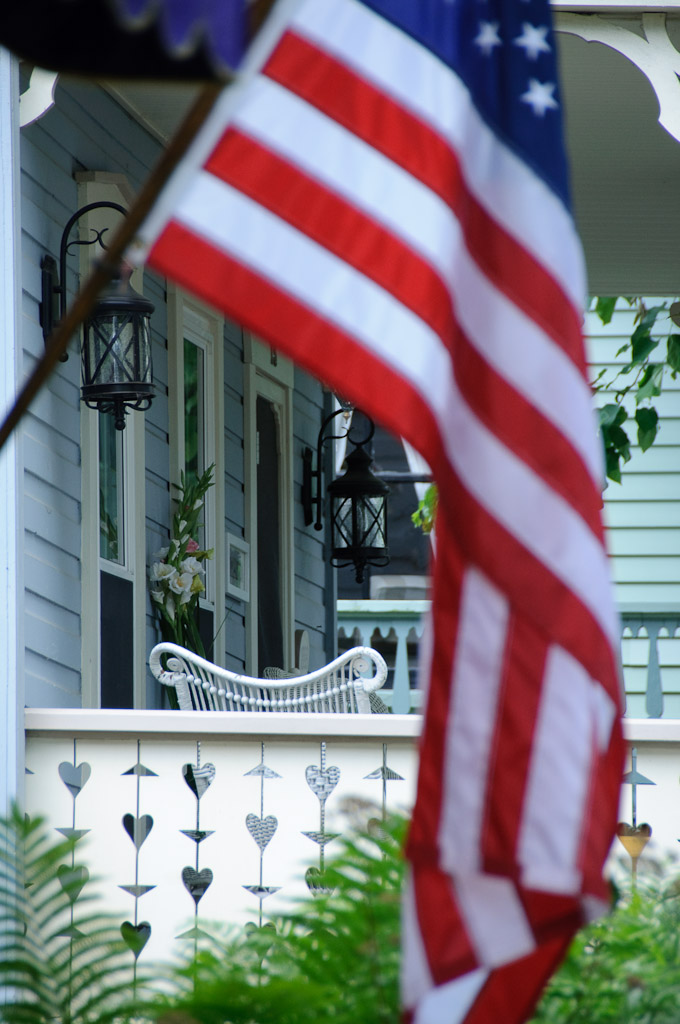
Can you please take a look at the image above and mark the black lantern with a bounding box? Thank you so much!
[40,200,154,431]
[81,268,154,430]
[302,408,389,583]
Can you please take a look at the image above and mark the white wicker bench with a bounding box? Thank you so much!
[149,643,389,713]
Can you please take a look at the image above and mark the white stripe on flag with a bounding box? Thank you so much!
[440,568,508,874]
[290,0,586,308]
[455,874,535,967]
[518,645,600,893]
[413,971,489,1024]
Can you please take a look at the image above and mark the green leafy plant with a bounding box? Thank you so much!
[531,866,680,1023]
[0,808,141,1024]
[411,483,438,535]
[149,464,214,657]
[6,806,680,1024]
[142,812,406,1024]
[593,297,680,483]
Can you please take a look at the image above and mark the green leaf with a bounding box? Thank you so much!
[604,447,622,484]
[636,363,664,403]
[595,296,617,324]
[629,331,659,366]
[607,425,631,459]
[636,407,659,451]
[636,304,665,333]
[598,404,627,429]
[667,334,680,375]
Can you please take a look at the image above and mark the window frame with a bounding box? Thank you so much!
[243,335,295,676]
[167,286,225,666]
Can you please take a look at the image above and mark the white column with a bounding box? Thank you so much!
[0,47,24,812]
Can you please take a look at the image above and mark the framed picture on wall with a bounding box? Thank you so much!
[226,534,250,602]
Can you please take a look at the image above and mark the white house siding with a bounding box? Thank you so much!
[19,79,330,709]
[586,299,680,717]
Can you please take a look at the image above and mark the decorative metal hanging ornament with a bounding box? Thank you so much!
[178,741,214,939]
[243,743,282,923]
[119,741,157,966]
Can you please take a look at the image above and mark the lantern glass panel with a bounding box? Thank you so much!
[332,493,387,553]
[84,313,152,390]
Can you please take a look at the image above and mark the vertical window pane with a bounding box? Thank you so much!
[184,338,205,484]
[256,396,284,671]
[99,413,124,563]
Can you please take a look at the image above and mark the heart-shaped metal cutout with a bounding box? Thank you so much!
[305,764,340,802]
[57,864,89,902]
[120,921,151,959]
[181,866,213,905]
[182,762,216,800]
[246,813,278,851]
[58,762,91,798]
[305,866,333,897]
[617,822,652,838]
[123,813,154,850]
[616,821,652,859]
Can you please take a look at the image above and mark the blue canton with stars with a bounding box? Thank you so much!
[361,0,571,209]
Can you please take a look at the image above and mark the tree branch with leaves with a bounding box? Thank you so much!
[593,297,680,483]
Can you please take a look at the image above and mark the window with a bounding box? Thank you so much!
[168,288,225,665]
[244,337,294,675]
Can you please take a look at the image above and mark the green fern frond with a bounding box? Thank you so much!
[0,807,146,1024]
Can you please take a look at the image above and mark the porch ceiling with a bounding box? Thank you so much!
[109,16,680,300]
[558,24,680,297]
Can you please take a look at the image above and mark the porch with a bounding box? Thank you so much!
[23,697,680,966]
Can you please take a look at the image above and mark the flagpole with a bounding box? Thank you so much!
[0,81,222,453]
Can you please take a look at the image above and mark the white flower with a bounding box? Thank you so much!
[166,595,176,621]
[181,556,204,576]
[154,546,169,561]
[150,590,164,603]
[150,562,177,583]
[169,572,194,599]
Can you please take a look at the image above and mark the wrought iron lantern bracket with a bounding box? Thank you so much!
[302,408,389,584]
[40,201,154,430]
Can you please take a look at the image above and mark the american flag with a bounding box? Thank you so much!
[133,0,624,1020]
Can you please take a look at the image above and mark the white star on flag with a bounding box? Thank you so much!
[514,23,551,59]
[474,21,502,56]
[520,78,558,115]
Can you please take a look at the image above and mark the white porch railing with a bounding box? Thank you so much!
[23,709,680,969]
[24,709,419,965]
[338,602,680,719]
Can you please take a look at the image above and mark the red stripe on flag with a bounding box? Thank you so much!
[408,483,622,866]
[265,29,586,374]
[204,128,455,343]
[461,933,575,1024]
[451,333,603,540]
[479,616,548,877]
[407,526,465,858]
[205,130,602,537]
[149,220,444,457]
[411,863,479,984]
[433,473,618,704]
